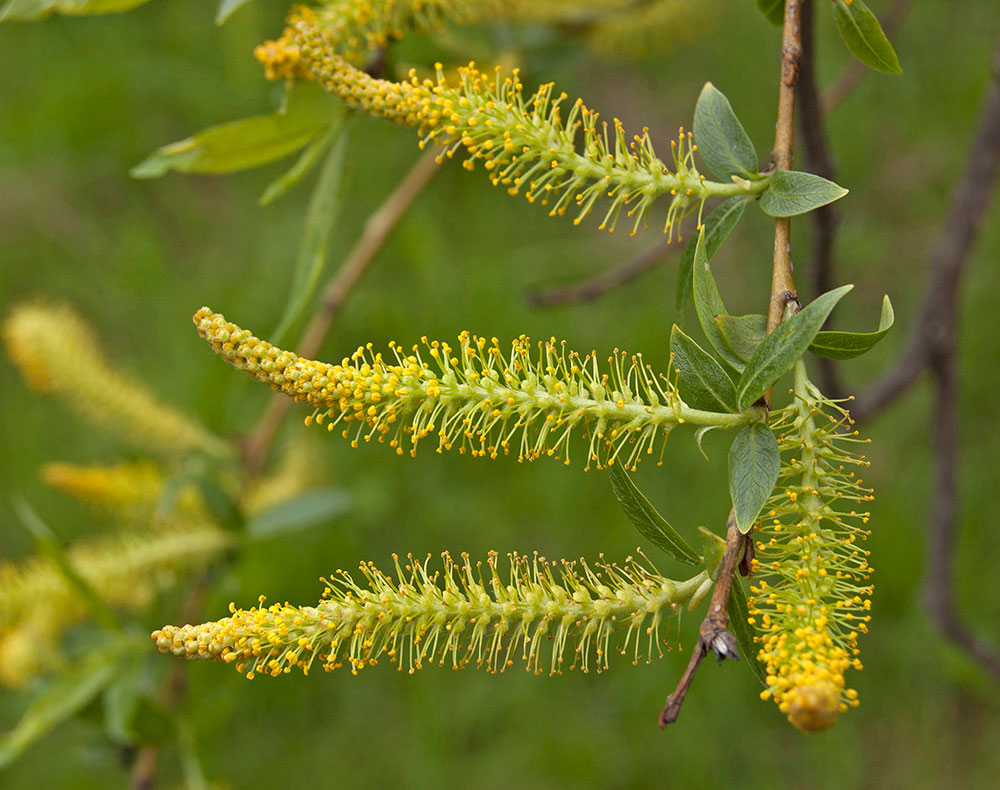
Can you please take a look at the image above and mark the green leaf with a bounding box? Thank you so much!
[215,0,253,25]
[259,126,335,207]
[676,197,746,310]
[693,83,758,181]
[608,465,700,566]
[759,170,849,217]
[736,285,853,410]
[810,294,894,359]
[0,647,123,768]
[130,84,335,179]
[728,423,780,533]
[691,227,745,373]
[669,325,737,413]
[755,0,784,25]
[246,487,352,541]
[698,527,727,579]
[269,120,353,345]
[728,577,767,686]
[832,0,902,74]
[716,313,766,363]
[1,0,149,22]
[12,499,121,632]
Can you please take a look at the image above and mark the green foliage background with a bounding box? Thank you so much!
[2,1,999,786]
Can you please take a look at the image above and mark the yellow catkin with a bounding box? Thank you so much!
[3,302,231,459]
[748,364,873,732]
[154,551,712,678]
[193,307,751,471]
[281,11,765,236]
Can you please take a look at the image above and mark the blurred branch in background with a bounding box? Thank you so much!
[526,240,676,308]
[241,150,440,478]
[851,34,1000,679]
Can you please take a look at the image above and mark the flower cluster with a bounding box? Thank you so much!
[289,16,766,236]
[3,303,231,459]
[748,367,873,732]
[41,460,193,517]
[154,550,713,678]
[194,308,750,471]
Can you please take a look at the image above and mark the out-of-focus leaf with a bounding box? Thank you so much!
[716,313,766,363]
[693,82,758,181]
[270,119,352,345]
[832,0,902,74]
[1,0,149,22]
[760,170,849,217]
[736,285,853,410]
[810,294,894,359]
[676,197,746,310]
[246,487,351,541]
[609,465,700,566]
[259,127,335,207]
[729,577,767,686]
[669,325,737,413]
[215,0,253,25]
[692,227,744,373]
[12,498,121,632]
[130,84,335,179]
[0,646,123,768]
[728,423,780,533]
[756,0,784,25]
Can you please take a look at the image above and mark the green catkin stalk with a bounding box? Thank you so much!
[192,308,753,471]
[749,361,874,732]
[153,551,714,678]
[269,10,767,237]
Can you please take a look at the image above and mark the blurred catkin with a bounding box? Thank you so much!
[3,302,231,458]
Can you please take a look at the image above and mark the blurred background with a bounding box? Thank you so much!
[1,1,999,787]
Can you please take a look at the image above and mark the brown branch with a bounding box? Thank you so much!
[659,514,744,726]
[797,0,844,399]
[241,150,441,477]
[821,0,913,113]
[526,240,675,308]
[853,35,1000,423]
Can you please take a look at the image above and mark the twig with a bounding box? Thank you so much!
[526,240,675,308]
[659,513,744,726]
[797,0,844,399]
[821,0,913,113]
[241,150,441,477]
[766,0,803,340]
[853,35,1000,422]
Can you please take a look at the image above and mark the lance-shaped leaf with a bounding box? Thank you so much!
[692,227,745,373]
[130,84,336,179]
[760,170,849,217]
[810,294,894,359]
[832,0,902,75]
[729,423,780,533]
[216,0,253,24]
[0,0,149,22]
[609,465,699,566]
[729,577,767,686]
[259,126,336,207]
[246,487,352,541]
[270,120,352,345]
[736,285,853,410]
[676,197,746,309]
[670,325,737,413]
[716,312,767,363]
[0,643,127,768]
[693,83,759,181]
[756,0,785,25]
